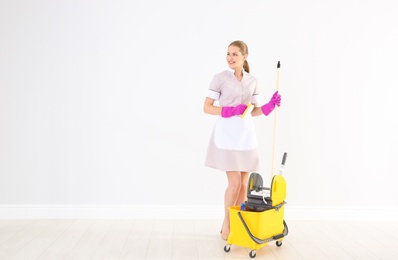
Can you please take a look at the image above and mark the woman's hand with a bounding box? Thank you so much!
[261,91,281,116]
[221,104,248,118]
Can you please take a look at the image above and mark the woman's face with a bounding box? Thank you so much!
[226,45,247,71]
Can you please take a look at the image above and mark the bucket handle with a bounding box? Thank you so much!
[237,212,288,245]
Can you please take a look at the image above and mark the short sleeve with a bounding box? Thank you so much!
[206,75,221,100]
[252,93,260,104]
[252,80,260,104]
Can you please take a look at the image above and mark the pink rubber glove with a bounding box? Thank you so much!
[221,104,248,118]
[261,91,281,116]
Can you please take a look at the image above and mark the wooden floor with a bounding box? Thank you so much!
[0,219,398,259]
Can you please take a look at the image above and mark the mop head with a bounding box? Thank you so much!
[240,103,254,119]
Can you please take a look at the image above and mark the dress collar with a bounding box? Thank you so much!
[227,67,234,73]
[227,68,246,79]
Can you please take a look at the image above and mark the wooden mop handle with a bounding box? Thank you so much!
[271,61,281,176]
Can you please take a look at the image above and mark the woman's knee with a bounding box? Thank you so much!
[228,180,242,194]
[226,172,243,193]
[228,181,241,193]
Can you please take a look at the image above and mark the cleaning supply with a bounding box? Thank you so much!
[240,103,254,119]
[240,202,246,211]
[224,153,288,258]
[223,61,288,258]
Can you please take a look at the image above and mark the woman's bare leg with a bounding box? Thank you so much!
[221,171,243,240]
[236,171,249,205]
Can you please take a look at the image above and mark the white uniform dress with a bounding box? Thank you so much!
[205,69,260,172]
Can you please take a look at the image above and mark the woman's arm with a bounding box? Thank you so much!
[203,97,222,115]
[251,104,264,117]
[204,98,264,117]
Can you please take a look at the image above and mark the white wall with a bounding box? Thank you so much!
[1,0,397,218]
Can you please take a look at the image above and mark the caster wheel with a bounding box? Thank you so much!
[276,241,283,247]
[224,245,231,252]
[249,250,257,258]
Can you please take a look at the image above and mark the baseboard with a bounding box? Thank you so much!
[0,205,397,221]
[285,206,398,221]
[0,205,222,220]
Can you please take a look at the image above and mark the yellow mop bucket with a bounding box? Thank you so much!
[224,170,288,258]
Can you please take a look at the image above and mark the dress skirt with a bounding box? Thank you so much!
[205,115,260,172]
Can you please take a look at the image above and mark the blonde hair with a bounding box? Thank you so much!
[229,40,250,73]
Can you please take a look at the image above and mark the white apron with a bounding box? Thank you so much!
[214,116,257,151]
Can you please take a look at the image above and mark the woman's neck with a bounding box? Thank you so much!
[234,69,243,81]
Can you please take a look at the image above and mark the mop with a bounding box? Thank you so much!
[224,61,289,258]
[247,60,287,204]
[271,61,281,178]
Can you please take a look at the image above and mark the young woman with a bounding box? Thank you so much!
[203,40,281,240]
